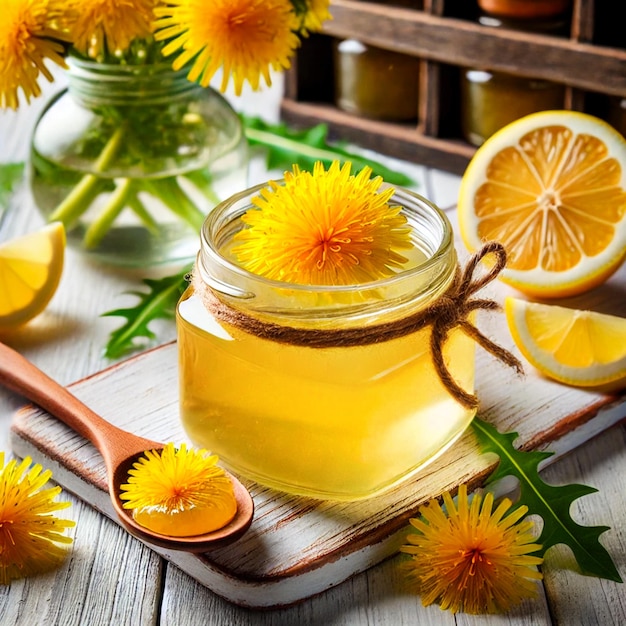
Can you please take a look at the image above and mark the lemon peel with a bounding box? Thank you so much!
[458,110,626,298]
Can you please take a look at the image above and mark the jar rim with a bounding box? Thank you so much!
[67,55,180,74]
[198,180,455,298]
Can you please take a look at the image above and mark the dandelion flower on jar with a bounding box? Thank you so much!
[119,443,237,537]
[400,484,544,614]
[154,0,300,95]
[232,161,413,285]
[0,0,70,109]
[0,452,75,585]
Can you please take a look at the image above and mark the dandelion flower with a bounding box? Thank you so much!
[0,452,75,585]
[64,0,157,59]
[295,0,332,35]
[154,0,301,95]
[232,161,412,285]
[0,0,69,109]
[400,484,543,614]
[120,443,237,537]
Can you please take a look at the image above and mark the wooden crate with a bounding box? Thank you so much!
[281,0,626,175]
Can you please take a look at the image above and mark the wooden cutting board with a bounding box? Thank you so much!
[10,274,626,609]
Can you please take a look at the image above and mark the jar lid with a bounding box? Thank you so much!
[477,0,571,19]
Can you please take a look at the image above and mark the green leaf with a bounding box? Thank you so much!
[0,162,25,212]
[242,115,417,187]
[472,417,622,583]
[102,268,191,359]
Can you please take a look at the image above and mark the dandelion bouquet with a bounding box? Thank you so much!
[1,0,331,267]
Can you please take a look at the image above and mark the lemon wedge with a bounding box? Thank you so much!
[0,222,66,331]
[505,296,626,387]
[458,110,626,298]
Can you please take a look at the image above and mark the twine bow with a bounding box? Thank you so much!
[424,241,524,409]
[194,241,523,410]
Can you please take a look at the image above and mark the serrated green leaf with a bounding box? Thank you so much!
[0,162,25,212]
[472,417,622,583]
[102,268,191,359]
[242,115,417,187]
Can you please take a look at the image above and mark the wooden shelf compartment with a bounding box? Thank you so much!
[280,0,626,175]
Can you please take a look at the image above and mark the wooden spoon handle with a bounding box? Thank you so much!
[0,341,160,467]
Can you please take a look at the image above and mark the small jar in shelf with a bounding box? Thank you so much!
[333,0,423,122]
[334,41,420,121]
[460,14,568,147]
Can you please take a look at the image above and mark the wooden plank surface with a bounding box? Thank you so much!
[10,258,626,608]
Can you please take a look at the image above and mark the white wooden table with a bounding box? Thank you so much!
[1,76,625,625]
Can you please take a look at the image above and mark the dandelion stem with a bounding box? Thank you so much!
[183,169,220,205]
[128,194,160,234]
[48,174,109,227]
[48,124,126,227]
[141,177,205,231]
[83,178,135,248]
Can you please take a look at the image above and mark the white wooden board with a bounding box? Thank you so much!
[9,276,626,608]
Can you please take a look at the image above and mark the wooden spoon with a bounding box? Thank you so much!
[0,341,254,553]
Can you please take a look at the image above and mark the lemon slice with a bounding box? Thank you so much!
[505,296,626,387]
[458,110,626,298]
[0,222,66,331]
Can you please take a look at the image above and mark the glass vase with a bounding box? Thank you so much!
[28,57,249,269]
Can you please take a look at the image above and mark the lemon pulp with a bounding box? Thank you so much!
[505,296,626,387]
[0,221,65,330]
[458,111,626,298]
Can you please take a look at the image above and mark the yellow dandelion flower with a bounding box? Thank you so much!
[64,0,157,59]
[0,0,69,109]
[0,452,75,585]
[119,443,237,537]
[154,0,301,95]
[400,484,544,614]
[232,161,412,285]
[294,0,332,35]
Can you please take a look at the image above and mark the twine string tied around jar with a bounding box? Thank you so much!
[193,241,524,410]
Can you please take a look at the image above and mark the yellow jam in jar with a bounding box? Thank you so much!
[176,185,477,500]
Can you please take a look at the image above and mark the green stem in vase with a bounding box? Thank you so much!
[47,173,110,227]
[140,177,206,231]
[127,194,160,234]
[49,124,127,226]
[83,178,135,248]
[183,169,220,206]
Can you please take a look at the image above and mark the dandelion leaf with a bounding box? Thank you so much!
[472,417,622,583]
[102,268,190,359]
[241,115,416,187]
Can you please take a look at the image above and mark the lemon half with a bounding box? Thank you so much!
[459,110,626,298]
[505,296,626,387]
[0,221,66,331]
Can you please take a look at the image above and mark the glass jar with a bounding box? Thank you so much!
[333,1,422,122]
[176,183,477,501]
[334,40,420,121]
[29,57,248,269]
[461,15,566,146]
